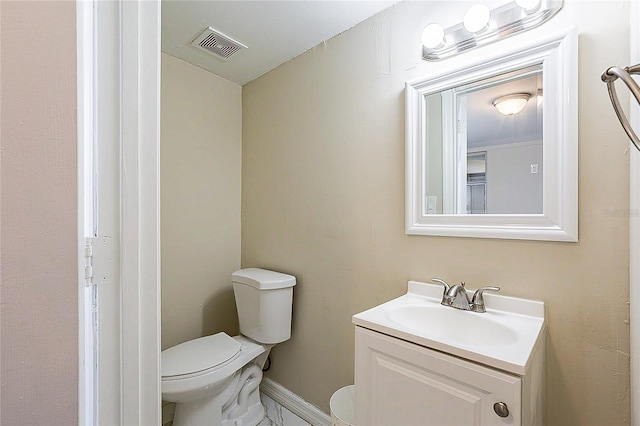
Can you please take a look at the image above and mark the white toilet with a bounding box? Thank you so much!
[161,268,296,426]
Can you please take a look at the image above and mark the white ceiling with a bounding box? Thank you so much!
[162,1,398,86]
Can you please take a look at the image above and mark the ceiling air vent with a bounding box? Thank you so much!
[190,27,247,61]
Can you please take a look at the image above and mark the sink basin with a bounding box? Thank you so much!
[387,303,518,346]
[353,280,545,375]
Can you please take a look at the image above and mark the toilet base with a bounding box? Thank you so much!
[221,400,265,426]
[172,364,266,426]
[222,363,265,426]
[172,372,240,426]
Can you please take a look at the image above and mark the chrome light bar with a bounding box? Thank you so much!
[422,0,563,61]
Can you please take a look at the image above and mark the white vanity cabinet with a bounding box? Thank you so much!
[352,281,545,426]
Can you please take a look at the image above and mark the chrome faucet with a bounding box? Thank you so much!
[431,278,500,313]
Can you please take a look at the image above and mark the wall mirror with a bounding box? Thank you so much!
[406,27,577,241]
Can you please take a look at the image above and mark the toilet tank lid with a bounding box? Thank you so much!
[232,268,296,290]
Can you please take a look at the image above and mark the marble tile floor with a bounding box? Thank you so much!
[162,393,310,426]
[259,393,311,426]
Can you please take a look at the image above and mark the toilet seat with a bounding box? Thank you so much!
[162,332,241,380]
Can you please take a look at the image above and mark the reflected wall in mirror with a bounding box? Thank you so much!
[406,27,577,241]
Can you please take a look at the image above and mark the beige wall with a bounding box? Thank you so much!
[161,53,243,349]
[242,1,631,424]
[0,1,78,424]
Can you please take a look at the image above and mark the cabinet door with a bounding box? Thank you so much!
[355,327,521,426]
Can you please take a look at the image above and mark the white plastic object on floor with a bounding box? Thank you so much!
[330,385,354,426]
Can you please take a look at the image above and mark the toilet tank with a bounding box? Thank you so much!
[232,268,296,344]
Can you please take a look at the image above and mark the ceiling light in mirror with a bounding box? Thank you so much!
[492,93,531,116]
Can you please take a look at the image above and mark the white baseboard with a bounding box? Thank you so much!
[260,378,331,426]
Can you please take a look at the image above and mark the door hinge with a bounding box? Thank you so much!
[85,236,115,286]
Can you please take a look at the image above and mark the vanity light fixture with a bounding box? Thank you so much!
[421,23,445,49]
[463,4,491,34]
[516,0,542,13]
[492,93,531,116]
[421,0,562,61]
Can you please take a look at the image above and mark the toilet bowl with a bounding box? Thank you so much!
[162,334,270,425]
[162,268,296,426]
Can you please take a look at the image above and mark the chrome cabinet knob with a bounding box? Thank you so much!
[493,402,509,418]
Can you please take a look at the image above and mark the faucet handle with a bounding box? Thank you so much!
[470,286,500,313]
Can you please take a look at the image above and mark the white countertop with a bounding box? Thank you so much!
[352,280,546,375]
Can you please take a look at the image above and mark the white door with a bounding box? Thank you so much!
[77,1,161,424]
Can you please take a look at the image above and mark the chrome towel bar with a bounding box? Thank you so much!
[602,63,640,151]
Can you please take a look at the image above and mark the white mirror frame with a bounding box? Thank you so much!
[406,27,578,241]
